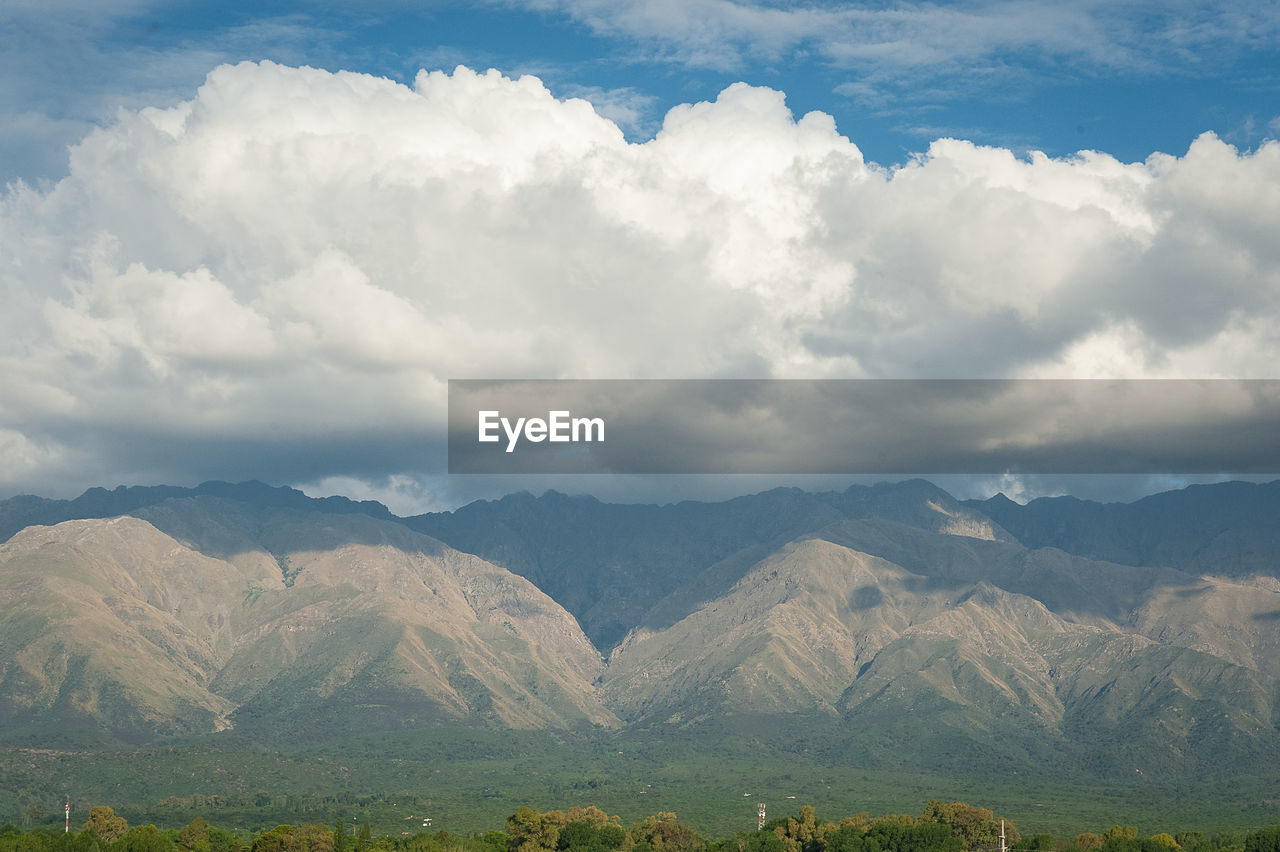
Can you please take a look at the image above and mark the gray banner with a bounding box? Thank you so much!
[447,379,1280,474]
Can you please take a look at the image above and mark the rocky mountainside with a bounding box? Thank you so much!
[599,517,1280,776]
[0,499,612,745]
[1,478,1278,784]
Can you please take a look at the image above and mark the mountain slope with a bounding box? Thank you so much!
[0,516,265,743]
[600,524,1280,778]
[405,480,1010,649]
[3,478,1280,789]
[0,480,395,545]
[967,480,1280,578]
[0,500,614,745]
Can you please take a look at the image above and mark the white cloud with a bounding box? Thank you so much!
[1,61,1277,499]
[527,0,1280,102]
[558,84,659,138]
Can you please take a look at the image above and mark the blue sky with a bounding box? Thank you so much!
[1,1,1277,511]
[5,1,1277,184]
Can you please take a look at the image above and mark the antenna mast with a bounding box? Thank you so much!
[65,801,70,834]
[1000,819,1006,852]
[757,803,766,831]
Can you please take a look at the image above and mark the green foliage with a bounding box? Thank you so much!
[252,827,307,852]
[920,802,1019,851]
[1175,835,1206,852]
[737,832,785,852]
[208,828,243,852]
[178,818,211,852]
[505,809,561,852]
[477,833,509,852]
[774,806,819,852]
[1245,829,1280,852]
[630,814,702,852]
[821,824,878,852]
[862,821,962,852]
[0,797,1273,852]
[1106,830,1140,843]
[504,808,627,852]
[555,820,623,852]
[1094,828,1240,852]
[83,808,129,844]
[116,825,173,852]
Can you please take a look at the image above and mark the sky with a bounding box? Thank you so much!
[0,0,1277,514]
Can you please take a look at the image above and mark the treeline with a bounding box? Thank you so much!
[2,803,1278,852]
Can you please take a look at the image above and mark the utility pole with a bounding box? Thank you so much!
[1000,819,1006,852]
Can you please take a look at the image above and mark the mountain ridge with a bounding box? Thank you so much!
[2,478,1279,790]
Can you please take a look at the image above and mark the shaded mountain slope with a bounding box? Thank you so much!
[967,480,1280,577]
[0,480,394,545]
[404,480,1008,648]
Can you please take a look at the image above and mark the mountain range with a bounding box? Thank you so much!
[2,478,1279,786]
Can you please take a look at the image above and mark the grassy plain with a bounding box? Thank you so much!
[3,727,1277,841]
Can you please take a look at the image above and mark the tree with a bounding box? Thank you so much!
[333,821,348,852]
[774,807,818,852]
[738,833,786,852]
[507,809,559,852]
[301,826,332,852]
[478,832,509,852]
[178,819,210,852]
[357,823,371,852]
[1105,830,1139,843]
[1245,829,1280,852]
[824,824,877,852]
[116,825,172,852]
[631,814,702,852]
[864,821,962,852]
[252,826,307,852]
[207,827,244,852]
[920,802,1018,851]
[1014,837,1054,852]
[558,822,599,852]
[83,808,129,844]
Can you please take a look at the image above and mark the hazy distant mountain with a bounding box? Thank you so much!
[1,478,1279,786]
[966,480,1280,578]
[404,479,1009,649]
[0,480,395,544]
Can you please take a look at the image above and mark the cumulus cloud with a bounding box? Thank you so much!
[1,61,1277,501]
